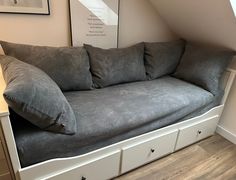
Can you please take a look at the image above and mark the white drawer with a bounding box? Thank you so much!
[121,130,178,174]
[45,150,121,180]
[175,116,219,150]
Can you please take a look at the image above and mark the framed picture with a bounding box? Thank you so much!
[0,0,50,15]
[69,0,120,48]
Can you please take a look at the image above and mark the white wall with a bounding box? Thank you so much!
[150,0,236,50]
[0,0,71,46]
[219,79,236,135]
[118,0,177,47]
[0,0,177,47]
[150,0,236,143]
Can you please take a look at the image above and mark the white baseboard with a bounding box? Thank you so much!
[216,125,236,144]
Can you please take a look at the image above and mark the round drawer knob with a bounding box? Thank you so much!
[198,130,202,134]
[81,176,86,180]
[151,149,155,153]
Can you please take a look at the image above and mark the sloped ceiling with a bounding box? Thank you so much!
[150,0,236,50]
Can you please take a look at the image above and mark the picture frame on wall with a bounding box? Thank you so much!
[69,0,120,48]
[0,0,50,15]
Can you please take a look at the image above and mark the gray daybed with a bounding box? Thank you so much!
[0,40,235,180]
[11,77,217,167]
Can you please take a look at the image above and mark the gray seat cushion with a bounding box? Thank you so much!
[1,56,76,135]
[11,76,214,167]
[0,41,93,91]
[173,43,235,95]
[144,40,185,79]
[84,43,146,88]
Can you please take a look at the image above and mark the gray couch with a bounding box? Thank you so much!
[0,40,234,167]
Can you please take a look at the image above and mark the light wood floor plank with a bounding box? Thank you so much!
[175,145,236,180]
[215,165,236,180]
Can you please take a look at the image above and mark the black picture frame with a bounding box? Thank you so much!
[0,0,50,15]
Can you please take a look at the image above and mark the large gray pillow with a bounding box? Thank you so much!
[0,41,93,91]
[84,43,146,88]
[173,43,235,95]
[144,40,185,79]
[0,56,76,135]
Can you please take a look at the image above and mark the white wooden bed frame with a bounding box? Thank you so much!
[0,67,235,180]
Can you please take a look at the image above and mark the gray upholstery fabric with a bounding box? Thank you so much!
[84,43,146,88]
[181,89,224,121]
[0,41,93,91]
[144,40,185,79]
[1,56,76,135]
[11,77,214,167]
[173,43,235,95]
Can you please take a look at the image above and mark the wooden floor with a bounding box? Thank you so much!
[115,134,236,180]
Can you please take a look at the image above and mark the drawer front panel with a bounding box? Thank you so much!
[175,116,218,150]
[45,151,121,180]
[121,130,178,173]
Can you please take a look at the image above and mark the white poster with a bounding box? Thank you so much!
[70,0,119,48]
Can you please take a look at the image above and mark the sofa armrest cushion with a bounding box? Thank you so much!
[0,41,93,91]
[84,43,146,88]
[144,40,185,80]
[0,56,77,135]
[173,43,235,95]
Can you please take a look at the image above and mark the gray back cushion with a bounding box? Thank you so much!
[0,41,93,91]
[0,56,76,135]
[84,43,146,88]
[144,40,185,79]
[173,43,235,95]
